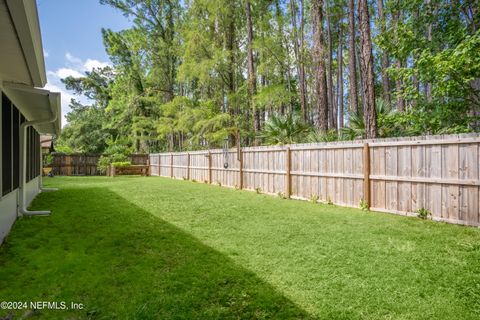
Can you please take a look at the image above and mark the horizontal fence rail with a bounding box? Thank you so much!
[149,133,480,227]
[49,154,149,176]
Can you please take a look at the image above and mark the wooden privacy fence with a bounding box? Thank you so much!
[50,154,148,176]
[150,133,480,227]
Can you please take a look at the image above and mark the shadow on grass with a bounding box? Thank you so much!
[0,187,311,320]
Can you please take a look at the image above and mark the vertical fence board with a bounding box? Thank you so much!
[148,134,480,226]
[385,146,398,212]
[459,144,478,222]
[397,146,411,213]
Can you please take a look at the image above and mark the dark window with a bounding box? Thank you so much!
[36,131,40,177]
[25,126,41,183]
[26,126,31,182]
[12,106,20,189]
[2,93,12,196]
[1,92,39,195]
[33,131,36,178]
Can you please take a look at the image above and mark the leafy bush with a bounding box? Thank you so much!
[97,154,130,174]
[260,113,311,145]
[111,161,131,167]
[43,154,54,167]
[359,199,369,211]
[416,208,432,220]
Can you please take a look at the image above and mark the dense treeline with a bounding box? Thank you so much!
[57,0,479,154]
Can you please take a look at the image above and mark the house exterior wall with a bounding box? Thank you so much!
[0,190,18,244]
[0,84,42,244]
[0,177,39,244]
[25,176,40,209]
[0,0,59,245]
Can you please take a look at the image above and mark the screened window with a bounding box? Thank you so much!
[2,93,12,196]
[12,106,20,189]
[1,92,40,196]
[26,125,40,183]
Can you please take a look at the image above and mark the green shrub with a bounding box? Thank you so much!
[98,154,130,174]
[43,154,53,167]
[112,161,131,168]
[359,199,369,211]
[416,208,432,220]
[310,194,319,203]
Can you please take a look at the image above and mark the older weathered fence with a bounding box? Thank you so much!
[50,154,148,176]
[150,134,480,227]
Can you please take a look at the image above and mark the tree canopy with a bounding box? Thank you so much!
[56,0,480,154]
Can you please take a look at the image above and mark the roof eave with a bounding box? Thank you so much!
[5,0,46,87]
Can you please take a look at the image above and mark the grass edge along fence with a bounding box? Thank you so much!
[50,154,149,176]
[150,133,480,227]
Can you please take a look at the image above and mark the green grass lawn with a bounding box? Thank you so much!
[0,177,479,319]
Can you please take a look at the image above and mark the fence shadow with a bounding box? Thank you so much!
[0,187,311,319]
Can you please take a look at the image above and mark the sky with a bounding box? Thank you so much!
[37,0,132,125]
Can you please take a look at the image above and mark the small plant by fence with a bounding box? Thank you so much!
[49,153,148,176]
[149,133,480,227]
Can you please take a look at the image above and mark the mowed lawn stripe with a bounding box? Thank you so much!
[0,176,479,319]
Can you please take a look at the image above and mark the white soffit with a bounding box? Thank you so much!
[2,82,61,135]
[1,0,46,87]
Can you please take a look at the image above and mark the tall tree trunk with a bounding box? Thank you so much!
[226,4,237,143]
[348,0,358,114]
[393,2,404,111]
[275,0,292,115]
[425,0,433,102]
[290,0,308,121]
[325,0,335,130]
[356,42,364,110]
[412,8,420,108]
[358,0,377,138]
[299,0,307,118]
[245,0,260,144]
[337,24,344,128]
[377,0,390,105]
[226,11,235,95]
[312,0,329,132]
[395,61,404,111]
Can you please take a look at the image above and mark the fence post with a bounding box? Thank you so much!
[286,147,292,198]
[239,148,243,189]
[363,143,371,209]
[84,153,87,176]
[170,153,174,178]
[208,151,212,184]
[186,153,190,180]
[158,154,161,176]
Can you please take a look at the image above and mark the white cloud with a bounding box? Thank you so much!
[65,52,111,72]
[65,52,83,66]
[43,50,49,58]
[45,52,111,127]
[48,68,84,79]
[84,59,110,71]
